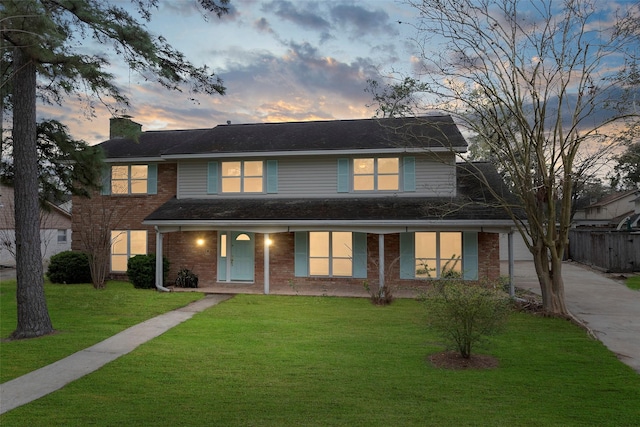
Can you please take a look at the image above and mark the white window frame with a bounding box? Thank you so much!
[57,229,67,244]
[110,230,148,272]
[221,160,264,193]
[309,231,353,277]
[414,231,463,279]
[111,164,148,195]
[352,157,399,191]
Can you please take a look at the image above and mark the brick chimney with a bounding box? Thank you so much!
[109,116,142,139]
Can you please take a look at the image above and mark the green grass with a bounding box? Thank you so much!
[625,276,640,290]
[0,278,202,382]
[2,293,639,426]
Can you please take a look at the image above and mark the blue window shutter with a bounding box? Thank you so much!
[217,233,227,282]
[352,232,367,278]
[147,164,158,194]
[337,158,349,193]
[463,231,479,280]
[403,157,416,192]
[100,166,111,195]
[399,232,415,279]
[207,161,218,194]
[266,160,278,193]
[294,232,308,277]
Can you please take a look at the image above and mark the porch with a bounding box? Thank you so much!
[167,278,429,298]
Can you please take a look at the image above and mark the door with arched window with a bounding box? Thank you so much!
[218,231,255,282]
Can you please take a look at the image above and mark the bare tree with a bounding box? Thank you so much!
[371,0,639,315]
[75,196,126,290]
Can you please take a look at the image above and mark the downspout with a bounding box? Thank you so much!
[379,234,385,293]
[264,233,270,295]
[508,230,515,298]
[155,227,171,292]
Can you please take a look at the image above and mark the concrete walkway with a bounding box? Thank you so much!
[504,261,640,374]
[0,294,232,415]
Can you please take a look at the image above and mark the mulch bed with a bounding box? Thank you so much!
[428,351,500,370]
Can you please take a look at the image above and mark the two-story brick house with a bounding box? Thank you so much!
[72,115,515,294]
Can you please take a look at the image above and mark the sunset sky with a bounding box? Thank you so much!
[38,0,419,144]
[32,0,637,146]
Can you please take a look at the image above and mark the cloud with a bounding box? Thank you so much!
[329,4,396,37]
[263,0,330,31]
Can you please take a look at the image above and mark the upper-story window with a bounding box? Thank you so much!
[111,165,148,194]
[103,164,157,196]
[353,157,399,191]
[221,161,263,193]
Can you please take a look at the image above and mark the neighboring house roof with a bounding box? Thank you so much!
[585,189,637,209]
[100,116,468,159]
[144,162,516,228]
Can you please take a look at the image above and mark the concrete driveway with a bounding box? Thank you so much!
[504,261,640,374]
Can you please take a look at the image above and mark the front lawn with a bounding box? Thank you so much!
[625,275,640,290]
[1,293,639,426]
[0,279,202,382]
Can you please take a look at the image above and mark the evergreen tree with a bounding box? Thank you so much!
[1,0,229,339]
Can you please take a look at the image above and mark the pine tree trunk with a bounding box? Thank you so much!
[10,47,54,339]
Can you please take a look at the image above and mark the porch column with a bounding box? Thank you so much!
[155,227,170,292]
[379,234,385,291]
[264,233,270,295]
[508,230,515,297]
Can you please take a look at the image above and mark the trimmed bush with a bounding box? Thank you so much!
[47,251,92,284]
[127,254,170,289]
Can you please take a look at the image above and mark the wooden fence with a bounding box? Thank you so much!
[569,229,640,273]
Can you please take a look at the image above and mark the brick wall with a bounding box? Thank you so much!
[71,163,177,279]
[478,232,500,281]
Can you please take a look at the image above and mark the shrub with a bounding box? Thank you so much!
[47,251,92,284]
[363,280,394,305]
[424,280,511,358]
[127,254,170,289]
[175,268,199,288]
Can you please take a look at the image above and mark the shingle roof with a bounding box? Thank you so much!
[144,162,517,224]
[100,115,468,159]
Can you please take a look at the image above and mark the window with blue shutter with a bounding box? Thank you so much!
[462,232,478,280]
[399,232,415,279]
[294,232,309,277]
[147,164,158,194]
[266,160,278,193]
[337,158,349,193]
[207,161,218,194]
[352,232,367,278]
[403,157,416,192]
[100,167,111,195]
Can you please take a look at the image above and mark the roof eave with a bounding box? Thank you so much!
[157,146,466,160]
[144,219,514,233]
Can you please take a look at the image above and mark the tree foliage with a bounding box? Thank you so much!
[1,120,104,205]
[609,142,640,190]
[370,0,640,315]
[2,0,229,338]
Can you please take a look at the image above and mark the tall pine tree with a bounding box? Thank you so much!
[2,0,229,338]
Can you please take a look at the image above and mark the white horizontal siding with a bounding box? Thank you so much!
[278,157,337,196]
[177,161,208,198]
[415,156,456,196]
[176,154,456,198]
